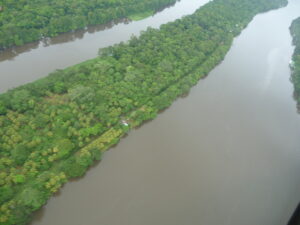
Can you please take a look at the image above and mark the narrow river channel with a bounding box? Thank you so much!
[1,0,300,224]
[0,0,209,93]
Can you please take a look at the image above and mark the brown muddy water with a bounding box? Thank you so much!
[0,0,209,93]
[1,0,300,224]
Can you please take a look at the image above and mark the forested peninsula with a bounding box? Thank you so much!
[290,17,300,108]
[0,0,287,224]
[0,0,177,50]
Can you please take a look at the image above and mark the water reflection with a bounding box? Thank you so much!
[0,42,40,62]
[292,91,300,113]
[0,19,128,62]
[42,20,128,47]
[0,1,178,62]
[30,0,300,225]
[0,0,207,94]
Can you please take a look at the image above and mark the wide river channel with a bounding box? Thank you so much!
[0,0,300,224]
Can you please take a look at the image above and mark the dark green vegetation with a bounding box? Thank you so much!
[0,0,177,50]
[128,10,155,21]
[0,0,287,224]
[290,17,300,108]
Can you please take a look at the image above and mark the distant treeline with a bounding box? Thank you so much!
[290,17,300,108]
[0,0,287,224]
[0,0,177,50]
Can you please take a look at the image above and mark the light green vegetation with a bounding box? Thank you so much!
[0,0,287,224]
[128,10,155,21]
[290,17,300,108]
[0,0,178,50]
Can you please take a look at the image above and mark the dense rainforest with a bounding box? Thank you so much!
[290,17,300,108]
[0,0,178,50]
[0,0,287,224]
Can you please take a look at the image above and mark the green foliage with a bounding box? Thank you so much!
[0,101,6,115]
[0,186,13,204]
[13,175,25,184]
[68,86,95,104]
[59,157,86,178]
[10,90,33,112]
[0,0,287,224]
[290,17,300,107]
[90,148,103,161]
[79,124,104,138]
[55,139,75,159]
[19,187,46,210]
[11,146,31,166]
[0,0,178,49]
[128,10,154,21]
[8,205,32,225]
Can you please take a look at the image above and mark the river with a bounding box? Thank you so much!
[0,0,209,94]
[1,0,300,224]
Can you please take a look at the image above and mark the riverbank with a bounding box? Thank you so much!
[0,0,288,224]
[128,10,155,21]
[30,0,300,224]
[0,0,209,94]
[290,17,300,109]
[0,0,178,50]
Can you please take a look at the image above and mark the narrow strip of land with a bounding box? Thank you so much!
[0,0,287,224]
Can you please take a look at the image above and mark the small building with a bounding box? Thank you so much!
[121,119,129,126]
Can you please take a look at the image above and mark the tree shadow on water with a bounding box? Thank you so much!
[0,18,127,63]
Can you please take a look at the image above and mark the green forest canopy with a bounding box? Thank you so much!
[0,0,177,49]
[290,17,300,107]
[0,0,287,224]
